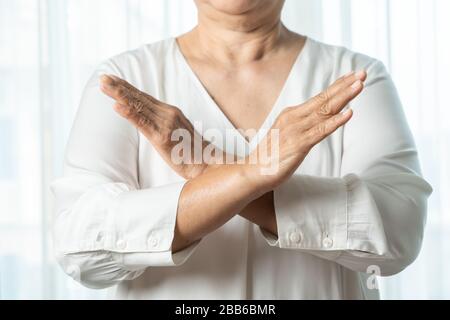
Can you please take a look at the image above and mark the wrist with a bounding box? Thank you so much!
[239,163,274,199]
[202,161,275,200]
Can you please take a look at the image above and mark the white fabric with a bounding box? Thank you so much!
[51,37,432,299]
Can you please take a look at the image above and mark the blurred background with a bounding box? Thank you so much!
[0,0,449,299]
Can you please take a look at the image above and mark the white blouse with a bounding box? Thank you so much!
[51,37,432,300]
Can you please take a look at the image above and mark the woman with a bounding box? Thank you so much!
[52,0,432,299]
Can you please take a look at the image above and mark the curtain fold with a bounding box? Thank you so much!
[0,0,447,299]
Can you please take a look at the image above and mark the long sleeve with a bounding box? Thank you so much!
[51,61,199,289]
[261,60,433,276]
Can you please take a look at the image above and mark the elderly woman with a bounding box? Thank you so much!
[52,0,432,299]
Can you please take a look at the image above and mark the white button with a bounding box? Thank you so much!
[116,239,127,249]
[289,232,302,244]
[323,237,333,248]
[148,237,159,248]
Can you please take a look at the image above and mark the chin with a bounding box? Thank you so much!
[200,0,266,15]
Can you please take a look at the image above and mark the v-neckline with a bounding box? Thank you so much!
[172,36,311,148]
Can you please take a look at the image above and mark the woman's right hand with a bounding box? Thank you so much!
[247,70,367,193]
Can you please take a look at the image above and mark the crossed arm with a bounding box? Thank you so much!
[100,71,367,252]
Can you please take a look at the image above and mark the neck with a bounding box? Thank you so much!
[188,3,290,65]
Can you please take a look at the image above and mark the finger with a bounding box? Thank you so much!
[335,70,367,86]
[100,75,132,101]
[301,70,367,116]
[113,102,155,132]
[298,76,364,132]
[112,94,161,127]
[114,99,187,136]
[299,79,362,131]
[100,75,161,114]
[101,74,172,125]
[329,71,356,87]
[305,108,353,146]
[332,70,367,95]
[325,79,364,116]
[312,70,366,113]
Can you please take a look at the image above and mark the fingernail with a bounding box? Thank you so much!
[340,109,353,119]
[355,70,366,80]
[100,74,114,87]
[351,80,362,90]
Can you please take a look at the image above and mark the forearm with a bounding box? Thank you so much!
[239,192,278,236]
[172,164,264,252]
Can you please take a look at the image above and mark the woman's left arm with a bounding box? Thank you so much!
[259,60,432,276]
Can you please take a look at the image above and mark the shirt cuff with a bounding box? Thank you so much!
[112,239,201,269]
[259,174,387,259]
[60,181,200,267]
[110,180,202,268]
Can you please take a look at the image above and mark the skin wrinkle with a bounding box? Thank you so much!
[317,88,332,116]
[194,1,287,65]
[114,80,174,132]
[319,103,332,116]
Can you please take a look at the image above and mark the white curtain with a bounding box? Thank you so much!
[0,0,448,299]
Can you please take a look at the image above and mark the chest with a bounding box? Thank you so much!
[187,60,294,140]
